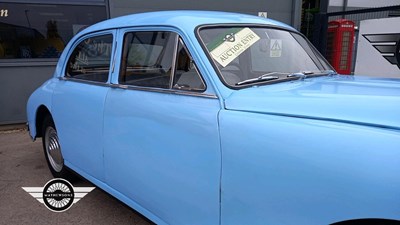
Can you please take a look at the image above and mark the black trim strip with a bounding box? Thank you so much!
[383,56,397,64]
[373,45,397,53]
[230,109,400,131]
[363,33,400,43]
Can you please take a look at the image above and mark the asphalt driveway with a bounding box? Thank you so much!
[0,128,152,225]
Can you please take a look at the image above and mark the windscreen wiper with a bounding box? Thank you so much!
[235,72,281,86]
[286,71,314,80]
[235,70,336,86]
[287,70,336,80]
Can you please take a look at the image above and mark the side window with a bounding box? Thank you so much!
[172,40,206,92]
[66,34,113,82]
[119,31,177,89]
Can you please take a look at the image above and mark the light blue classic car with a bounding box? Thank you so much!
[27,11,400,225]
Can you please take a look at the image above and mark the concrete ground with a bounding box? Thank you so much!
[0,129,153,225]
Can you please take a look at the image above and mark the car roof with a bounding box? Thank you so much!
[80,10,295,35]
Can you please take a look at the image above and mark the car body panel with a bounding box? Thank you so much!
[64,159,168,225]
[49,29,117,181]
[52,80,108,181]
[26,78,57,139]
[25,10,400,225]
[219,110,400,225]
[104,88,221,225]
[224,75,400,130]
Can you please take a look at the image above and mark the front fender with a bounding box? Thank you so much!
[219,110,400,225]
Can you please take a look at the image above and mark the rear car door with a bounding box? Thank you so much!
[52,31,116,182]
[103,28,221,225]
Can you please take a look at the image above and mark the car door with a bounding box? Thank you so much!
[52,31,116,182]
[103,29,221,225]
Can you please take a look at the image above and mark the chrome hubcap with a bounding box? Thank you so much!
[45,126,63,172]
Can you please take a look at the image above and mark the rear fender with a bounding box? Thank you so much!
[26,78,57,140]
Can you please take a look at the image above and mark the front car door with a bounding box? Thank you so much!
[103,28,221,225]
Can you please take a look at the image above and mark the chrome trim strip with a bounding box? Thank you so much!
[177,38,207,91]
[112,83,218,99]
[174,91,217,98]
[59,77,111,87]
[58,77,218,99]
[169,35,179,89]
[111,41,118,73]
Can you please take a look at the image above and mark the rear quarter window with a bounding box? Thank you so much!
[65,34,113,83]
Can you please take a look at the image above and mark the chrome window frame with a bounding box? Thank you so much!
[115,29,212,97]
[62,30,116,84]
[171,38,207,92]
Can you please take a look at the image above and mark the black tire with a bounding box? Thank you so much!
[42,115,73,180]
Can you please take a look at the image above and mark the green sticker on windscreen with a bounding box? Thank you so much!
[210,28,260,67]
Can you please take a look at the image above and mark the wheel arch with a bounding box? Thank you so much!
[330,218,400,225]
[35,105,52,138]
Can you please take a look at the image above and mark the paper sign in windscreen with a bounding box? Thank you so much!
[210,28,260,67]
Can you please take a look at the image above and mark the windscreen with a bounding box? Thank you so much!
[198,26,333,88]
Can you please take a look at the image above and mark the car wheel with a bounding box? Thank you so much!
[42,115,72,179]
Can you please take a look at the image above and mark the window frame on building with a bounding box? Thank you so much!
[0,1,107,61]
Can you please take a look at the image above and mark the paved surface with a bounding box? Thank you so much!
[0,129,153,225]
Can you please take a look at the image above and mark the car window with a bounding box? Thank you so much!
[66,34,113,82]
[172,39,206,92]
[119,31,177,89]
[198,26,334,88]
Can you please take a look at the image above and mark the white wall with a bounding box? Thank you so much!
[354,17,400,77]
[330,0,400,7]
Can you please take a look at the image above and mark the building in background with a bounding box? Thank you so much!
[0,0,108,125]
[0,0,302,125]
[354,17,400,77]
[1,0,399,125]
[301,0,400,73]
[326,0,400,74]
[328,0,400,12]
